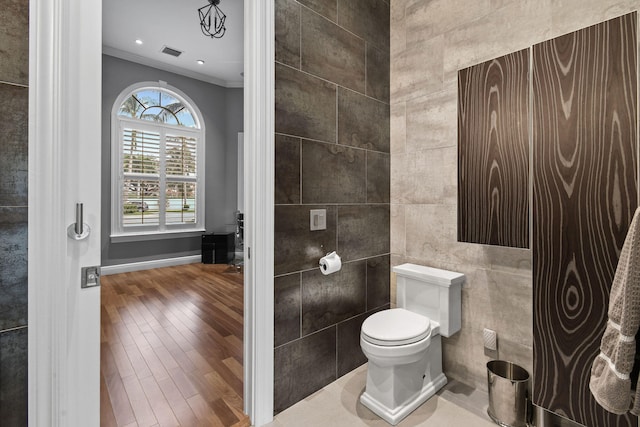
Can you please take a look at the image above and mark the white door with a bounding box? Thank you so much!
[28,0,102,425]
[29,1,275,426]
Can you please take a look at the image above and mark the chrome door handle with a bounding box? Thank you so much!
[67,203,91,240]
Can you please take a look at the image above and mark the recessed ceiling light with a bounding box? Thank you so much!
[196,60,205,65]
[135,39,143,45]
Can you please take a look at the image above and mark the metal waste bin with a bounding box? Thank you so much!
[487,360,530,427]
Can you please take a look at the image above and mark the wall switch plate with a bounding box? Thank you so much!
[310,209,327,231]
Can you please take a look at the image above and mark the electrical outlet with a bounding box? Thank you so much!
[483,328,497,351]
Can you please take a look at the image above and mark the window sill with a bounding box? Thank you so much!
[110,229,206,243]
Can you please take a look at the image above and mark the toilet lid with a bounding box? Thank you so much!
[361,308,431,346]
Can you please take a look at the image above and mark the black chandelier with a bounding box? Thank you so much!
[198,0,226,39]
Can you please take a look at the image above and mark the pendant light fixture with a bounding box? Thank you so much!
[198,0,226,39]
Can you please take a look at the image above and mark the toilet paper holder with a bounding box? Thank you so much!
[319,251,342,275]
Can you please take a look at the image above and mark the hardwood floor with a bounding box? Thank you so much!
[100,263,250,427]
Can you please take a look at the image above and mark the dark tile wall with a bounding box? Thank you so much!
[302,140,366,204]
[338,87,390,151]
[301,9,365,93]
[274,0,390,414]
[0,0,29,425]
[0,207,28,331]
[0,328,28,426]
[0,0,29,86]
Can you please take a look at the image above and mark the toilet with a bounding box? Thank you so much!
[360,263,465,425]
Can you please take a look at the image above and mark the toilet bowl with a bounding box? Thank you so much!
[359,264,465,425]
[361,308,432,366]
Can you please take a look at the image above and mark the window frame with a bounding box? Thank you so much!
[110,81,206,242]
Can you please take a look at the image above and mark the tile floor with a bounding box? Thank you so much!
[265,364,496,427]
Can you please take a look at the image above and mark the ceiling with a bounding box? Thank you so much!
[103,0,244,88]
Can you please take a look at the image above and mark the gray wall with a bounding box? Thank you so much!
[223,87,244,220]
[101,55,243,266]
[273,0,390,413]
[0,0,29,424]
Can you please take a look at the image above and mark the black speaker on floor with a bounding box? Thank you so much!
[202,232,235,264]
[201,234,215,264]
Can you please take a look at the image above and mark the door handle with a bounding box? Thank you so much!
[67,203,91,240]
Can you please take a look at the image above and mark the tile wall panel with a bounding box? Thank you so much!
[390,103,406,155]
[549,0,640,36]
[302,140,366,204]
[441,0,553,85]
[390,205,405,256]
[532,13,637,426]
[301,8,366,94]
[405,87,456,153]
[301,261,366,335]
[275,63,337,143]
[0,84,28,206]
[275,273,302,347]
[337,0,389,50]
[336,313,369,378]
[0,207,27,330]
[274,205,337,276]
[298,0,337,22]
[338,88,390,152]
[0,328,27,425]
[404,204,482,269]
[275,134,301,204]
[0,0,28,85]
[391,146,456,205]
[391,35,444,103]
[366,255,391,310]
[275,0,390,413]
[336,307,390,378]
[274,327,337,413]
[0,1,29,423]
[337,205,389,261]
[404,0,491,47]
[366,44,390,103]
[275,0,301,68]
[366,151,390,203]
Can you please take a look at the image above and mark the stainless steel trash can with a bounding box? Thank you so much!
[487,360,530,427]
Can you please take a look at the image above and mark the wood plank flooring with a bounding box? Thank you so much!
[100,263,250,427]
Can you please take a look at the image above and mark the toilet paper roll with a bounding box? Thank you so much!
[319,251,342,275]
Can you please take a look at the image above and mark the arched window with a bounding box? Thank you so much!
[111,82,205,240]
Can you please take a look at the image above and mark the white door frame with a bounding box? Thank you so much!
[27,0,275,425]
[243,1,275,425]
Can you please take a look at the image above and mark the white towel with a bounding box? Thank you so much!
[590,206,640,414]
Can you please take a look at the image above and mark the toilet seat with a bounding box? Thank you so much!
[361,308,431,346]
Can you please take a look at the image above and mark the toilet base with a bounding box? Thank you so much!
[360,373,447,425]
[360,333,445,425]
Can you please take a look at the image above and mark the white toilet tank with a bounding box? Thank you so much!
[393,263,465,337]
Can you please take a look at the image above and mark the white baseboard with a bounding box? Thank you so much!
[101,255,201,276]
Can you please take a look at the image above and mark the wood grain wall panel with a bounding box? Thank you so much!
[532,13,637,426]
[458,48,530,248]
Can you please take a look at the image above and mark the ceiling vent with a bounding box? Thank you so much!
[161,46,183,57]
